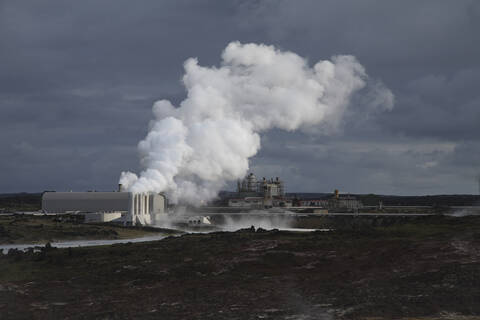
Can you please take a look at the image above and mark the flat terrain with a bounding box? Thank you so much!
[0,215,172,245]
[1,216,480,319]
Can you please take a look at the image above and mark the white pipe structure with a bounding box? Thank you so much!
[127,193,154,226]
[146,194,149,216]
[40,191,165,226]
[130,194,135,223]
[135,194,139,221]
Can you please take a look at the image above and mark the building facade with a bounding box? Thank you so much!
[328,190,362,209]
[237,173,285,197]
[42,191,166,226]
[299,199,329,207]
[230,173,288,208]
[228,197,264,208]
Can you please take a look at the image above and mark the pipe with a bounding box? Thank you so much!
[146,193,149,214]
[136,194,140,217]
[130,193,135,224]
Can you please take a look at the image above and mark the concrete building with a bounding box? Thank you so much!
[237,173,285,197]
[299,199,328,207]
[228,197,264,208]
[84,212,123,223]
[328,189,362,210]
[261,177,284,198]
[296,191,362,210]
[271,198,292,207]
[232,173,288,208]
[42,191,166,226]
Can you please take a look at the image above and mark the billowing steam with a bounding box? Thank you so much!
[120,42,394,203]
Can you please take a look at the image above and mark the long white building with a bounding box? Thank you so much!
[42,191,166,226]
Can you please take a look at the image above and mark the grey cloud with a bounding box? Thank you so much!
[1,0,479,194]
[378,68,480,140]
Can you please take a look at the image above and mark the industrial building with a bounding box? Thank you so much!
[328,189,362,210]
[237,173,285,198]
[298,190,363,210]
[42,190,166,226]
[231,173,290,208]
[230,173,363,211]
[228,197,264,208]
[299,199,329,207]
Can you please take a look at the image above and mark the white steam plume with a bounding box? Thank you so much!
[120,42,394,203]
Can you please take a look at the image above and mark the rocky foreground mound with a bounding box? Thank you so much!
[1,216,480,319]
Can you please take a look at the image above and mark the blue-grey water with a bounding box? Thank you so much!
[0,234,168,254]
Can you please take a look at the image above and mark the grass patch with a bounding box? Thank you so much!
[0,215,173,244]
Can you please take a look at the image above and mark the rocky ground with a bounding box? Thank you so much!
[0,215,175,244]
[1,215,480,319]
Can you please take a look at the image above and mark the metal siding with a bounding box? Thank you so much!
[152,194,165,214]
[42,192,130,213]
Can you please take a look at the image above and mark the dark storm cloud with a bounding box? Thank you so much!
[1,0,479,194]
[379,69,480,140]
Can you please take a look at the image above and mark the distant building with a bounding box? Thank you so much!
[230,173,288,208]
[271,198,292,208]
[328,189,362,209]
[84,212,123,223]
[237,173,259,193]
[228,197,264,208]
[42,191,166,226]
[299,199,328,207]
[237,173,285,197]
[297,190,362,210]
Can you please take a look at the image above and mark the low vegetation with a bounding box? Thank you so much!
[0,215,175,245]
[0,193,41,212]
[1,215,480,319]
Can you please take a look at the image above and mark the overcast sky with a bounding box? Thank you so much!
[1,0,480,195]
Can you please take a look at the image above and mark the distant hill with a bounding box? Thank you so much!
[357,194,480,207]
[2,192,480,211]
[0,193,42,211]
[286,192,480,207]
[286,193,330,200]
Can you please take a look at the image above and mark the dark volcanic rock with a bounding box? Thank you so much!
[1,216,480,319]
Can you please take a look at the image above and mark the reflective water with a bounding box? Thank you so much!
[1,234,168,254]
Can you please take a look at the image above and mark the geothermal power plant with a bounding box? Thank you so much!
[42,187,166,226]
[40,171,366,229]
[35,44,391,228]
